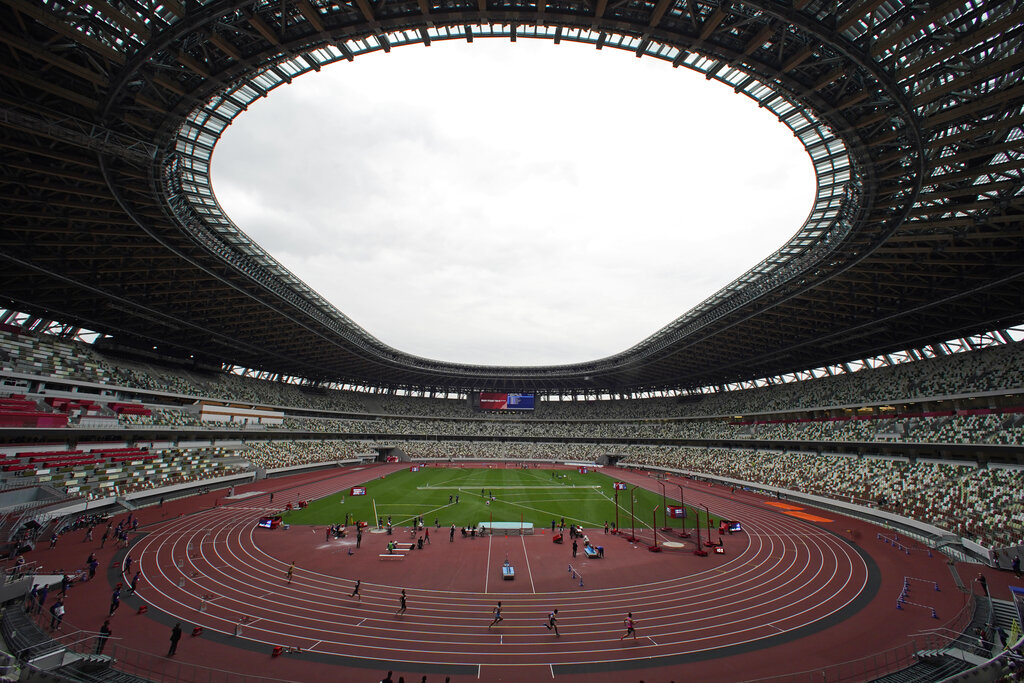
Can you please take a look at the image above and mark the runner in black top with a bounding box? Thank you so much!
[489,602,503,628]
[546,608,559,636]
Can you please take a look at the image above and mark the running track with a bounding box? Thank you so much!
[123,466,878,678]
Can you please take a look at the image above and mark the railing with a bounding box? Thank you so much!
[19,606,303,683]
[6,493,86,543]
[748,640,924,683]
[4,560,42,583]
[740,594,976,683]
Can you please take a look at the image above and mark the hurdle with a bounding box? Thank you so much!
[895,576,940,618]
[567,564,584,588]
[877,533,934,558]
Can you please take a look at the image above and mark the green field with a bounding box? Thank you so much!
[282,467,718,532]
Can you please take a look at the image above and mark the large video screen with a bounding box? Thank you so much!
[478,392,535,411]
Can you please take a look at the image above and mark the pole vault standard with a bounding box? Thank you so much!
[614,488,620,533]
[659,482,671,531]
[694,498,707,556]
[704,504,715,548]
[651,507,659,549]
[675,482,691,538]
[627,486,639,543]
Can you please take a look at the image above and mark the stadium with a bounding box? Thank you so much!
[1,0,1024,681]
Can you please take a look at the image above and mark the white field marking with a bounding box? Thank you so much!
[647,636,658,646]
[766,623,785,633]
[549,664,555,678]
[356,618,366,626]
[309,640,322,651]
[484,535,492,593]
[508,497,605,505]
[416,485,602,490]
[382,502,453,526]
[520,535,536,594]
[486,497,604,529]
[419,473,479,489]
[610,498,654,532]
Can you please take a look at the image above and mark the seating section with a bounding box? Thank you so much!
[0,394,68,428]
[0,444,239,498]
[0,328,113,383]
[619,447,1024,549]
[243,440,366,469]
[6,326,1024,421]
[2,323,1024,549]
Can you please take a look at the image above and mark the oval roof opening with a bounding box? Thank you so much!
[213,40,815,366]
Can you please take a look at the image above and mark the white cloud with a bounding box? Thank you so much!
[212,39,815,366]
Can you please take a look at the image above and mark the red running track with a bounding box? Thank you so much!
[109,464,938,682]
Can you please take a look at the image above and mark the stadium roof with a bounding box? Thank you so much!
[1,0,1022,395]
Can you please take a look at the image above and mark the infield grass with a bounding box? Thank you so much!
[281,467,718,532]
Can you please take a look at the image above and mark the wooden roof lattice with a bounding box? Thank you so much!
[0,0,1022,393]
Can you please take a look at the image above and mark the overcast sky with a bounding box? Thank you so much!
[212,39,815,367]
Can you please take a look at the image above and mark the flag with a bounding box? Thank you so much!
[613,482,627,490]
[667,506,686,518]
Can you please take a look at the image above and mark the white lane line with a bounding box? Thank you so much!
[521,535,537,594]
[129,470,870,664]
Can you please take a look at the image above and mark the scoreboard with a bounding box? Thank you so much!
[476,392,535,411]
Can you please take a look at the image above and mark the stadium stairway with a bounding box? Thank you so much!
[869,658,974,683]
[990,598,1020,632]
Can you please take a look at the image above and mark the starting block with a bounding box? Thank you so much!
[272,645,283,657]
[714,547,725,554]
[136,605,148,614]
[191,626,203,637]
